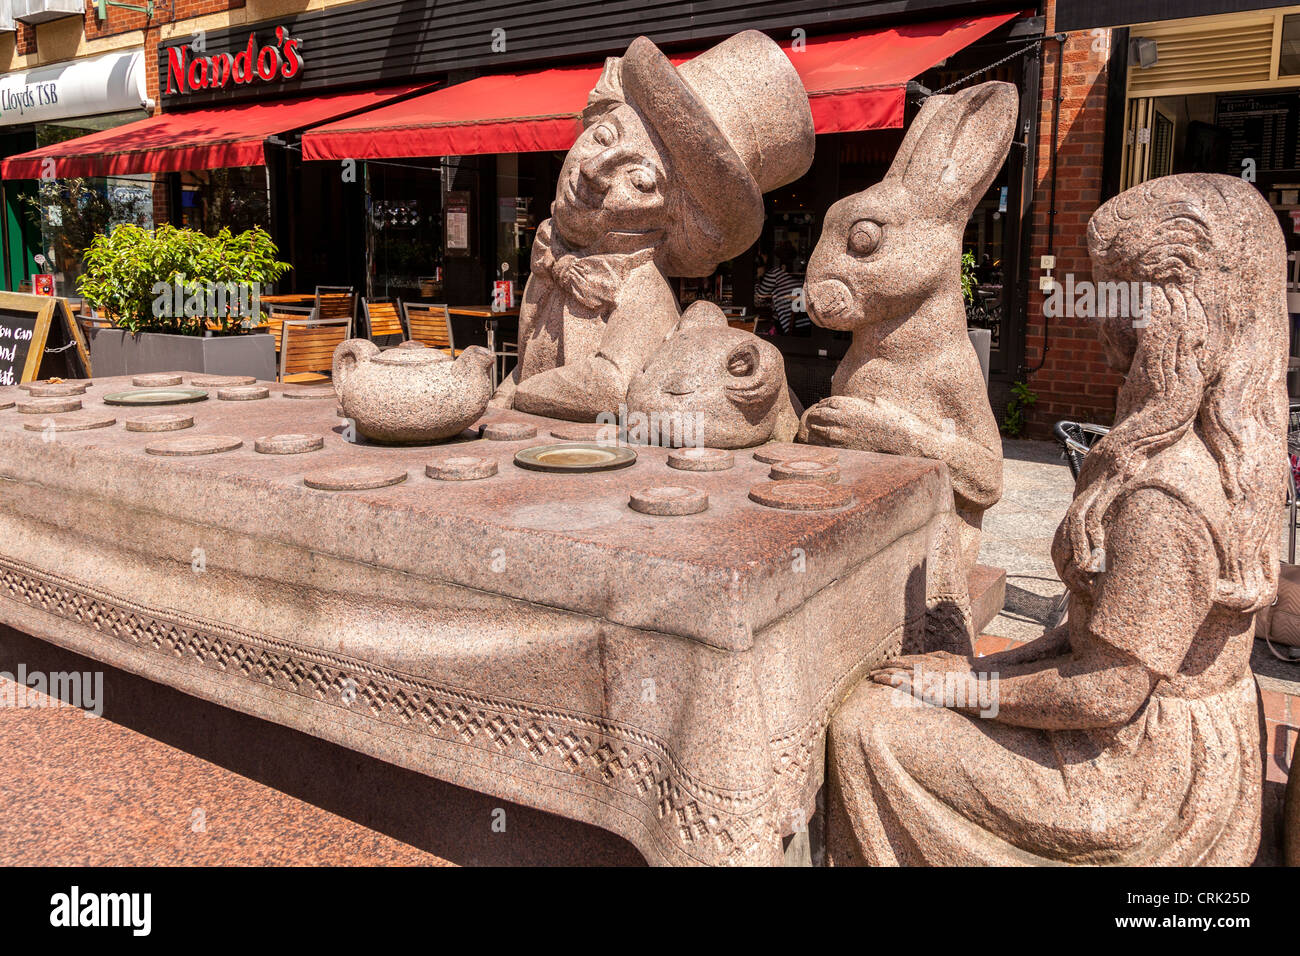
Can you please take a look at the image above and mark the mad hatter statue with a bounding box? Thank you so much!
[491,30,814,421]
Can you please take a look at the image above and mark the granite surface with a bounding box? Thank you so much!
[0,372,962,866]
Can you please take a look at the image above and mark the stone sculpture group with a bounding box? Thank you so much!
[330,29,1290,866]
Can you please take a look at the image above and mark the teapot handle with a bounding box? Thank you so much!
[332,338,379,396]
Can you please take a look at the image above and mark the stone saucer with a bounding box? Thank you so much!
[747,480,853,511]
[255,434,325,455]
[124,413,195,433]
[629,485,709,516]
[482,422,539,441]
[17,397,82,414]
[146,435,244,456]
[22,413,116,433]
[132,373,184,387]
[217,385,271,401]
[667,448,735,472]
[425,456,498,480]
[753,443,839,465]
[303,465,408,491]
[769,459,840,484]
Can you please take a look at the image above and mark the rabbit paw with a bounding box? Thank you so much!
[799,395,897,449]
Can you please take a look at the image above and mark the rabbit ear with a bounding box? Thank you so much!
[891,81,1018,216]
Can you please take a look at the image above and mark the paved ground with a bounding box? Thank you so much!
[0,438,1293,865]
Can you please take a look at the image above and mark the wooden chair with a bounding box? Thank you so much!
[401,302,459,356]
[278,316,350,383]
[266,305,316,353]
[315,286,356,331]
[362,297,405,344]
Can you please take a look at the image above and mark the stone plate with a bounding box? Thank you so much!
[482,421,539,441]
[425,456,499,481]
[303,465,409,491]
[124,413,195,433]
[131,373,184,387]
[748,480,853,511]
[629,485,709,516]
[217,385,271,401]
[190,375,256,388]
[16,397,82,414]
[667,447,735,472]
[514,442,637,473]
[23,382,89,397]
[145,435,243,456]
[255,434,325,455]
[103,388,209,406]
[753,443,839,465]
[22,413,116,433]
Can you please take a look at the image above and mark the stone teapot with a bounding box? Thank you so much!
[332,340,494,443]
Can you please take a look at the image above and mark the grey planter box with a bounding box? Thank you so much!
[90,331,276,383]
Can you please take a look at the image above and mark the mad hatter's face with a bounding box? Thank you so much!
[551,103,669,249]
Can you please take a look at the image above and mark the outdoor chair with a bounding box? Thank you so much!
[278,316,350,383]
[401,302,459,356]
[361,297,405,344]
[266,305,317,353]
[1052,420,1110,482]
[314,285,356,331]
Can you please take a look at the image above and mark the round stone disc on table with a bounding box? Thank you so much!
[550,422,618,443]
[748,480,853,511]
[769,459,840,484]
[190,374,256,388]
[23,381,88,397]
[217,385,270,401]
[124,413,195,433]
[281,386,336,400]
[481,421,538,441]
[0,398,14,411]
[667,447,735,472]
[753,442,839,465]
[303,465,408,491]
[145,435,244,456]
[255,433,325,455]
[17,397,82,414]
[132,373,183,388]
[22,413,116,433]
[425,456,498,481]
[629,485,709,516]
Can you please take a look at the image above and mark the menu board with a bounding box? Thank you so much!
[445,190,471,257]
[0,293,90,386]
[1216,93,1298,173]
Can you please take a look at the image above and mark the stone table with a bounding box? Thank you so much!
[0,374,963,865]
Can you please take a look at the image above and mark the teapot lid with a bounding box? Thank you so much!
[372,348,451,367]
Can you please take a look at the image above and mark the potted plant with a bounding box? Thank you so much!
[77,224,291,380]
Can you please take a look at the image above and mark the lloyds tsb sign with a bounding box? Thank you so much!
[166,26,304,95]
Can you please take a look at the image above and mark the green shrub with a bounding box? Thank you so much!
[77,224,290,335]
[1001,380,1038,437]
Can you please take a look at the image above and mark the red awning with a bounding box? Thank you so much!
[1,84,428,179]
[301,11,1017,162]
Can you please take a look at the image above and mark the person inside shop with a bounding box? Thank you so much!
[754,248,808,336]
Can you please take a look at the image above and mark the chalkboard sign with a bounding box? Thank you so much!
[0,293,90,386]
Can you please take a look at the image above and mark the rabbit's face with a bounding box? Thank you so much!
[551,104,670,250]
[805,183,948,330]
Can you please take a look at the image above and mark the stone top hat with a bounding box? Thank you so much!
[588,30,815,276]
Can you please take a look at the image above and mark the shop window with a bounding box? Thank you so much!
[179,167,271,237]
[1280,14,1300,77]
[24,114,153,296]
[365,159,443,301]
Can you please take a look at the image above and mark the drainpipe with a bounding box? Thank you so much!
[1028,32,1067,375]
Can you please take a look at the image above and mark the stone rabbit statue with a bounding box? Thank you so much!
[798,81,1017,570]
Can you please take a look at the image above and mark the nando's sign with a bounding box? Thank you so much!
[166,26,304,95]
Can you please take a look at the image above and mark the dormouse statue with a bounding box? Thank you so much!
[798,81,1018,571]
[626,300,800,448]
[827,173,1288,866]
[491,29,814,422]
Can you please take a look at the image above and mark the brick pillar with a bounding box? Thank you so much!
[1022,1,1125,437]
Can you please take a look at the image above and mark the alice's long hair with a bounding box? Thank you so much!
[1057,174,1288,613]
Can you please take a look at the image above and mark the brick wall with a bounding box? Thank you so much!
[1022,0,1124,437]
